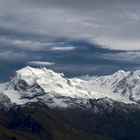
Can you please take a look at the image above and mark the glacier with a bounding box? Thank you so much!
[0,66,140,108]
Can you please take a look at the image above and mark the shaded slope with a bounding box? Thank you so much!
[0,103,113,140]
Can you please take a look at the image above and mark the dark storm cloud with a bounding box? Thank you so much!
[0,0,140,81]
[1,39,140,82]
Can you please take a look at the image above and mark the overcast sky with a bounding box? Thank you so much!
[1,0,140,50]
[0,0,140,81]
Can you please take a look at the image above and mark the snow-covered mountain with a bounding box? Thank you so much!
[82,70,140,103]
[0,66,140,109]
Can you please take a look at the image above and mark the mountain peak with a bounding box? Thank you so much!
[0,67,139,108]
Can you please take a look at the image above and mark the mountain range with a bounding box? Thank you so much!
[0,66,140,140]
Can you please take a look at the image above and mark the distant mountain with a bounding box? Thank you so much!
[0,66,139,107]
[1,66,140,140]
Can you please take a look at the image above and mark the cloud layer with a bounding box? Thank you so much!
[0,0,140,50]
[0,0,140,81]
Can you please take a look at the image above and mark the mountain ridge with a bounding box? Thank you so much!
[1,66,140,140]
[0,66,140,109]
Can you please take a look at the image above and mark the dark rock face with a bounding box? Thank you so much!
[52,104,140,140]
[6,108,41,133]
[13,79,45,93]
[0,101,139,140]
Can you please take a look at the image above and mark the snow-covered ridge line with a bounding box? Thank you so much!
[0,66,139,108]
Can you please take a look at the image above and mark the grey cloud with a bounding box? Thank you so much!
[0,0,140,81]
[0,50,27,60]
[99,52,140,65]
[26,61,55,67]
[0,0,140,50]
[50,46,75,51]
